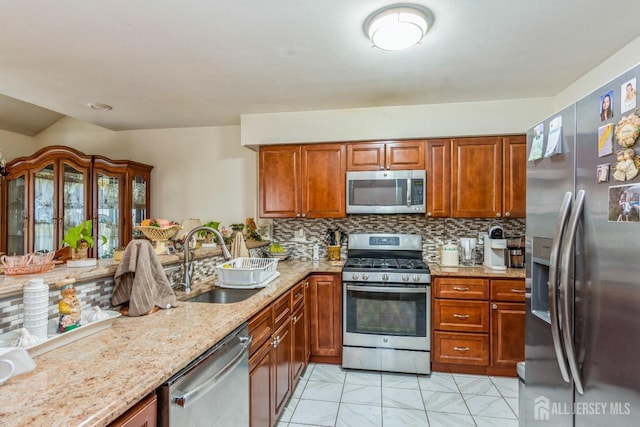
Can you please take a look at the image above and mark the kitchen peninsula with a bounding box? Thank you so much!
[0,255,524,426]
[0,258,342,427]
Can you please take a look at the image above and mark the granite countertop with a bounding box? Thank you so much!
[0,260,342,427]
[428,263,526,279]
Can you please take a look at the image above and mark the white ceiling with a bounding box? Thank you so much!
[2,0,640,136]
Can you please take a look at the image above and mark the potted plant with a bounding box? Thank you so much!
[113,246,126,262]
[197,221,221,247]
[61,220,107,261]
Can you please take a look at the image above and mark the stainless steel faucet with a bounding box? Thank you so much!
[177,226,232,293]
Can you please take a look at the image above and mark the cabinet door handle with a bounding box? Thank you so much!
[510,289,525,293]
[453,313,469,319]
[452,286,469,292]
[496,213,502,217]
[380,165,385,170]
[272,336,280,347]
[505,212,511,217]
[453,347,470,352]
[292,316,298,324]
[492,304,498,309]
[294,292,303,300]
[427,212,433,217]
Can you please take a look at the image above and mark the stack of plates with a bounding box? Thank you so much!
[23,279,50,340]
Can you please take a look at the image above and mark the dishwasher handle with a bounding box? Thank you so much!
[173,334,252,408]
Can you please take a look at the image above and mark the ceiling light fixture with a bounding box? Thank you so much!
[88,102,113,111]
[364,4,432,51]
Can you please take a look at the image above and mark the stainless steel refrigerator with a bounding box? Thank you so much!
[522,64,640,426]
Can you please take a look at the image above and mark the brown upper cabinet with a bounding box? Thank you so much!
[1,146,152,258]
[426,139,452,218]
[259,144,346,218]
[346,140,425,171]
[426,135,526,218]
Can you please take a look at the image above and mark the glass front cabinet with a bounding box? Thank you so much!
[1,146,152,259]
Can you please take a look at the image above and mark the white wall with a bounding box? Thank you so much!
[0,128,36,159]
[120,126,256,226]
[555,38,640,110]
[240,98,555,147]
[34,118,257,227]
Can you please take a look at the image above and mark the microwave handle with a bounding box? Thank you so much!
[406,178,411,207]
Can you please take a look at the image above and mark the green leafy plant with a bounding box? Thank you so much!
[61,220,107,249]
[197,221,221,239]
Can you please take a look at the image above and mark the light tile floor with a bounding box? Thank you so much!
[276,363,519,427]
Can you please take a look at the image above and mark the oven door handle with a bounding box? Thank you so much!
[346,285,426,293]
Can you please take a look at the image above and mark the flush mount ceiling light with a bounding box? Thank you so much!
[88,102,112,111]
[364,4,432,51]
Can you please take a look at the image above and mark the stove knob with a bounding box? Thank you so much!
[402,274,410,282]
[351,272,359,280]
[382,273,390,281]
[413,274,421,282]
[362,273,369,281]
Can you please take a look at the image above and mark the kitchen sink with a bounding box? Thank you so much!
[185,287,262,304]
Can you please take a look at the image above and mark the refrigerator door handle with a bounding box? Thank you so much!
[560,189,585,395]
[549,191,573,383]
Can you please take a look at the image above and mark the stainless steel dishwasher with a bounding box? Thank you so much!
[158,323,251,427]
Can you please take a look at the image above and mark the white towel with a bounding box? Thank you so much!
[112,240,177,316]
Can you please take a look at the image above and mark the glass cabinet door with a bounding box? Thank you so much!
[6,173,27,255]
[33,165,56,253]
[131,174,148,239]
[62,163,87,247]
[96,172,121,258]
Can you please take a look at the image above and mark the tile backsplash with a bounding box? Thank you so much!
[272,215,525,262]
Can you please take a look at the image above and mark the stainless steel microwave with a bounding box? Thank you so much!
[346,170,426,214]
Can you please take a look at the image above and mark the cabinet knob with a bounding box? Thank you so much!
[380,166,385,170]
[301,213,306,218]
[386,166,390,170]
[505,212,511,217]
[496,213,502,217]
[492,303,498,310]
[427,212,432,217]
[296,213,301,218]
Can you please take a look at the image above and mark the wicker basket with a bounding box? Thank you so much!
[135,225,182,241]
[216,257,278,287]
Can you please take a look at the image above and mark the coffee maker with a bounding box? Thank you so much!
[506,236,525,268]
[483,223,507,270]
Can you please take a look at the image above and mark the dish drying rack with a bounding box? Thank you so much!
[216,257,279,289]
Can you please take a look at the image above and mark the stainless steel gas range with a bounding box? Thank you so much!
[342,233,431,375]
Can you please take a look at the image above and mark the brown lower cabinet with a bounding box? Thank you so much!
[249,279,310,427]
[109,393,157,427]
[432,276,524,376]
[308,273,342,364]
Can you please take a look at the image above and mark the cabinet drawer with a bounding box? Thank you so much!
[433,331,489,366]
[273,291,292,330]
[434,300,489,333]
[248,306,273,356]
[291,280,306,309]
[491,279,525,302]
[433,277,489,300]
